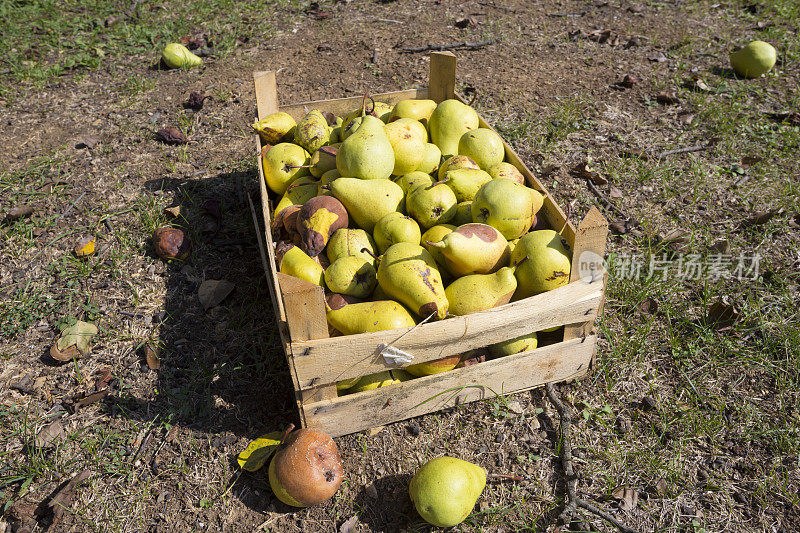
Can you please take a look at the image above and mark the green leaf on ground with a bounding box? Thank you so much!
[237,432,283,472]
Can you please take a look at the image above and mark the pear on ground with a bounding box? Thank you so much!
[511,230,572,299]
[329,177,404,232]
[252,112,296,144]
[262,143,311,195]
[428,99,479,158]
[730,40,777,78]
[489,332,538,358]
[324,257,377,298]
[326,293,416,335]
[373,212,422,253]
[438,155,480,181]
[457,128,505,170]
[409,457,486,528]
[377,242,448,319]
[384,120,425,175]
[276,242,325,288]
[406,183,457,229]
[395,171,433,195]
[427,223,508,277]
[326,228,377,267]
[391,99,437,125]
[487,162,525,184]
[472,179,534,240]
[417,143,442,175]
[445,267,517,316]
[406,354,462,377]
[309,146,338,178]
[421,224,456,271]
[441,168,493,202]
[453,201,473,226]
[336,115,395,180]
[294,110,331,154]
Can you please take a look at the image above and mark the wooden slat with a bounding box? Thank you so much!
[291,276,603,389]
[303,337,595,437]
[254,71,278,119]
[278,89,428,121]
[428,52,457,103]
[564,206,609,346]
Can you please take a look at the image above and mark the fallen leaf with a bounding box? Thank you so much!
[94,368,113,390]
[145,343,161,370]
[708,240,730,254]
[506,401,524,414]
[5,206,35,221]
[648,51,668,62]
[741,208,782,227]
[366,426,384,437]
[198,280,235,310]
[707,297,739,329]
[75,135,99,149]
[608,185,623,198]
[656,92,680,105]
[659,229,688,244]
[36,470,91,529]
[156,127,189,145]
[340,515,359,533]
[636,297,658,315]
[73,236,96,258]
[611,486,639,511]
[70,389,109,411]
[609,220,632,235]
[455,16,477,28]
[572,160,607,185]
[164,205,182,218]
[50,321,98,361]
[34,418,66,449]
[237,431,283,471]
[180,33,210,50]
[654,478,668,497]
[184,92,207,111]
[740,155,763,167]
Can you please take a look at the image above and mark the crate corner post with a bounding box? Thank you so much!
[428,52,457,103]
[253,71,279,119]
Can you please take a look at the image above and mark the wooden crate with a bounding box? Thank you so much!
[251,52,608,438]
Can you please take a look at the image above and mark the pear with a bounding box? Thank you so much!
[317,168,341,195]
[409,457,486,528]
[437,155,480,181]
[406,183,457,229]
[295,196,348,257]
[324,257,376,298]
[506,238,520,256]
[472,179,534,240]
[384,120,425,175]
[377,242,448,319]
[337,115,395,180]
[529,188,544,215]
[453,201,473,226]
[489,332,538,358]
[511,230,572,299]
[347,369,413,393]
[371,101,394,123]
[406,354,462,377]
[457,128,505,170]
[329,126,342,144]
[337,377,361,391]
[391,99,437,125]
[445,267,517,316]
[268,429,342,507]
[329,177,404,232]
[426,223,508,277]
[273,176,318,221]
[342,101,392,132]
[161,43,202,69]
[339,115,362,141]
[294,110,331,154]
[262,143,311,195]
[417,143,442,175]
[429,99,480,158]
[326,228,377,267]
[371,283,390,300]
[387,118,428,143]
[730,40,777,78]
[441,168,493,202]
[309,146,338,178]
[487,161,525,184]
[252,112,296,144]
[276,242,325,287]
[394,171,434,194]
[326,293,417,334]
[421,224,456,271]
[373,212,422,253]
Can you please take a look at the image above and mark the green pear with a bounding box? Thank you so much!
[347,369,413,393]
[457,128,505,170]
[472,179,534,240]
[441,168,493,202]
[506,238,519,256]
[453,201,473,226]
[294,110,331,154]
[309,146,338,178]
[337,377,360,391]
[428,99,479,158]
[373,212,422,253]
[329,126,342,144]
[324,256,377,298]
[326,293,417,334]
[421,224,456,271]
[276,242,325,287]
[329,177,404,232]
[391,99,437,125]
[337,115,395,180]
[273,175,318,220]
[487,161,525,184]
[511,230,572,299]
[161,43,202,69]
[387,118,427,142]
[252,112,296,144]
[317,168,341,195]
[489,332,537,358]
[445,267,517,316]
[406,354,462,377]
[326,228,377,267]
[730,40,777,78]
[262,143,311,195]
[409,457,486,528]
[371,101,394,123]
[426,223,509,277]
[394,171,434,194]
[417,143,442,175]
[529,188,544,215]
[339,115,362,141]
[406,183,457,229]
[438,155,480,181]
[377,242,448,319]
[384,120,425,175]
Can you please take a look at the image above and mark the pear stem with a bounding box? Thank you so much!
[425,240,445,248]
[360,247,379,261]
[279,423,295,444]
[431,177,450,186]
[487,473,524,482]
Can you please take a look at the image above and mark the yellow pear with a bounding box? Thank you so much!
[428,99,480,158]
[262,143,311,195]
[445,267,517,316]
[377,242,448,319]
[252,112,296,144]
[391,99,437,125]
[325,294,417,334]
[409,457,486,527]
[511,230,572,299]
[457,128,505,170]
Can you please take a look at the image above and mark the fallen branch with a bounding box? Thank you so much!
[657,144,710,158]
[546,383,638,533]
[400,39,495,53]
[581,177,632,222]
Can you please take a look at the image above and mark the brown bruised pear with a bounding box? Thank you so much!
[153,227,191,261]
[294,110,331,154]
[252,112,297,145]
[296,196,348,257]
[426,223,508,277]
[268,429,343,507]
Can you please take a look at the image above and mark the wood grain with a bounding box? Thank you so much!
[428,52,457,103]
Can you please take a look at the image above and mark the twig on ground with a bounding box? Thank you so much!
[581,178,631,221]
[657,144,711,158]
[546,383,638,533]
[58,192,86,220]
[400,39,495,53]
[478,2,516,12]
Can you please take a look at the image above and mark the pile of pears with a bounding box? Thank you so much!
[255,97,573,394]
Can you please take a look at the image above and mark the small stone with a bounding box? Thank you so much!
[506,401,524,414]
[407,423,420,437]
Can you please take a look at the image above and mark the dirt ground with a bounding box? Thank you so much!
[1,0,799,531]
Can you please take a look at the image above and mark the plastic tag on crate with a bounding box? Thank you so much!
[378,343,414,366]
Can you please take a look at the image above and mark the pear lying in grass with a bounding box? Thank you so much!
[409,457,486,527]
[162,43,202,69]
[730,40,777,78]
[511,230,572,299]
[445,267,517,316]
[252,112,296,144]
[269,428,342,507]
